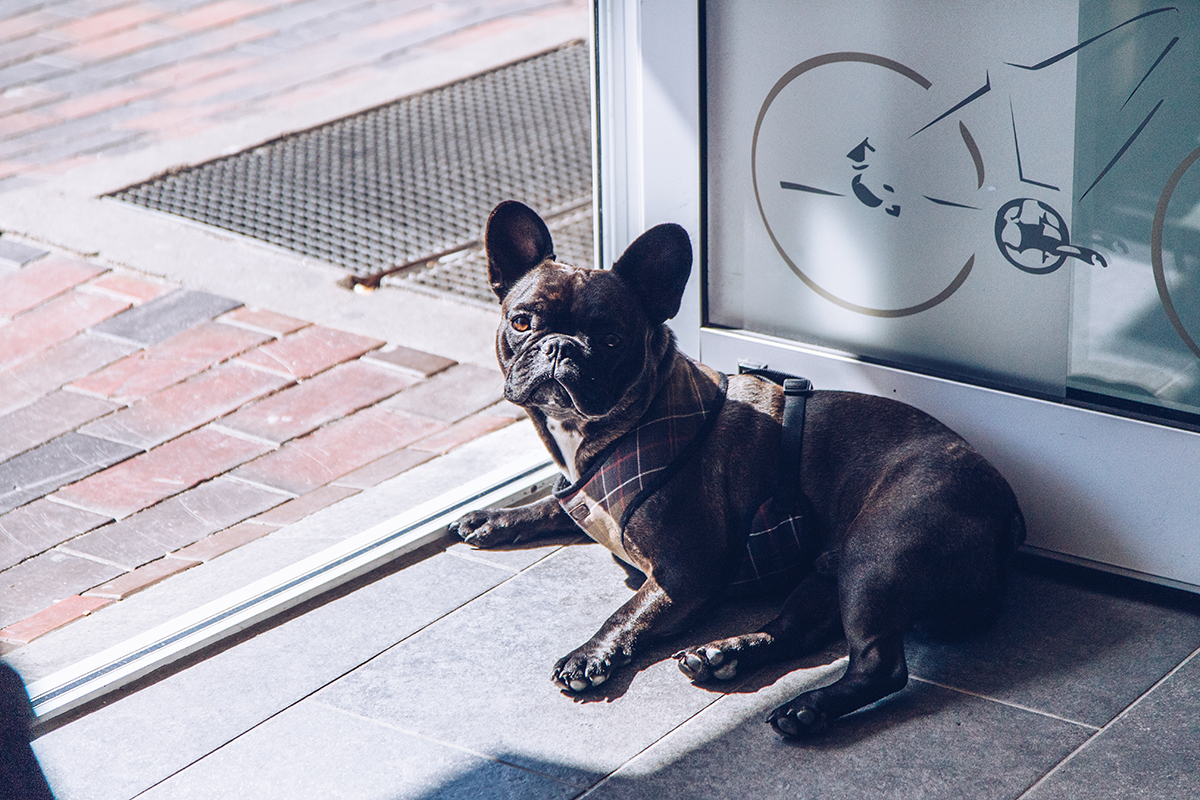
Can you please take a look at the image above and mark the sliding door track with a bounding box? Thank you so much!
[28,455,557,724]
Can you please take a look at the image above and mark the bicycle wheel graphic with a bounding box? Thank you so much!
[1152,144,1200,361]
[751,52,982,318]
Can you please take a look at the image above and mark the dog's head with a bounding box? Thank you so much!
[484,201,692,425]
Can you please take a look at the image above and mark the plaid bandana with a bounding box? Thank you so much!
[555,354,812,595]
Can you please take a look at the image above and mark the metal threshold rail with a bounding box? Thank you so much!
[27,455,558,723]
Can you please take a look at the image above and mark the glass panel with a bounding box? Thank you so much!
[705,0,1200,422]
[1068,0,1200,420]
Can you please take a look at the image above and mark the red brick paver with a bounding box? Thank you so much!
[0,0,563,646]
[232,407,445,495]
[70,321,272,402]
[0,596,113,645]
[0,256,106,318]
[236,325,384,379]
[80,362,291,449]
[219,361,414,444]
[52,426,273,519]
[0,290,130,373]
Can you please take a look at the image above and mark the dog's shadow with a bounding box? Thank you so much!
[567,556,1200,744]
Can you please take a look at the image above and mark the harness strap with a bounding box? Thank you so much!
[737,361,813,511]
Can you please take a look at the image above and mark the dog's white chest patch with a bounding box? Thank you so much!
[545,417,583,482]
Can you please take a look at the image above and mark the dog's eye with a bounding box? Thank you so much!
[604,334,622,348]
[511,314,531,332]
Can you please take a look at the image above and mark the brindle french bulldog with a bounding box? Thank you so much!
[449,200,1025,738]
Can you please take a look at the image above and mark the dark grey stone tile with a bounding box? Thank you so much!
[905,567,1200,727]
[62,477,289,569]
[137,701,581,800]
[30,550,516,800]
[316,544,743,787]
[90,289,242,347]
[0,499,112,571]
[0,58,70,92]
[0,433,141,515]
[0,334,138,417]
[1025,650,1200,800]
[442,530,585,573]
[0,239,48,269]
[0,550,123,628]
[587,673,1091,800]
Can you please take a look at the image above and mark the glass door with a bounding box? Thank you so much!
[705,0,1200,425]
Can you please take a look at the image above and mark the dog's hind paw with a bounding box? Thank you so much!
[674,646,738,682]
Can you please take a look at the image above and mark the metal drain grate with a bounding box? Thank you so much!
[384,204,593,306]
[107,41,593,287]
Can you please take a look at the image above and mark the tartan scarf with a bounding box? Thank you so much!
[554,353,812,595]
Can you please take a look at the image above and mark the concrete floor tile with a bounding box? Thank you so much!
[89,288,242,347]
[1024,649,1200,800]
[135,701,582,800]
[905,566,1200,728]
[587,671,1090,800]
[29,551,516,800]
[317,543,733,786]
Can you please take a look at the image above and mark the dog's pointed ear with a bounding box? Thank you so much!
[485,201,555,301]
[610,223,692,324]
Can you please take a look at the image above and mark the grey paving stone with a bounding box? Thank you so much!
[0,390,120,461]
[0,550,123,629]
[90,289,242,347]
[137,701,580,800]
[587,672,1091,800]
[380,363,504,423]
[61,477,290,569]
[1025,650,1200,800]
[0,334,138,417]
[905,566,1200,728]
[31,550,515,800]
[316,543,735,787]
[0,58,70,92]
[0,238,48,270]
[0,433,140,515]
[0,499,112,571]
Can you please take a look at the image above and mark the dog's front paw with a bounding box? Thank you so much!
[448,509,519,549]
[766,700,828,739]
[674,645,739,682]
[552,646,632,693]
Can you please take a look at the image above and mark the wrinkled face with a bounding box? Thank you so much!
[497,262,651,421]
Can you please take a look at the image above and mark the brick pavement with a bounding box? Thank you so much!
[0,0,587,188]
[0,244,515,648]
